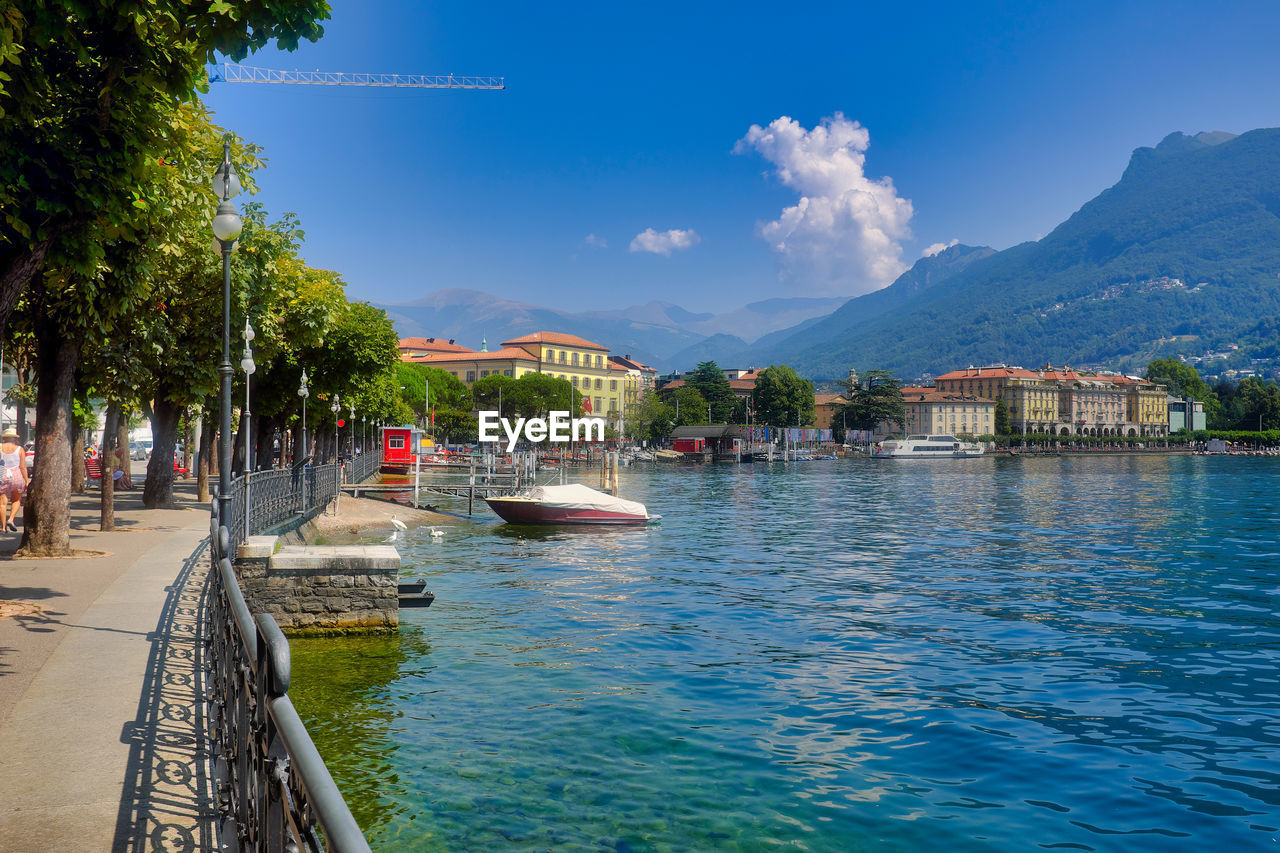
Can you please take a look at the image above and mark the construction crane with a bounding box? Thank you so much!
[209,62,505,90]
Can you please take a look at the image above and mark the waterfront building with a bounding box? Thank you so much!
[934,364,1169,437]
[400,341,541,383]
[898,386,996,437]
[1168,397,1207,432]
[814,393,850,430]
[399,331,634,431]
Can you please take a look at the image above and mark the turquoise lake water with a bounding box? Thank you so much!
[288,455,1280,852]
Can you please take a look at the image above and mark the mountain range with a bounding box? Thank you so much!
[378,127,1280,382]
[374,290,844,371]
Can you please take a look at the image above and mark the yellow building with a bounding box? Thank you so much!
[934,365,1168,437]
[399,331,635,433]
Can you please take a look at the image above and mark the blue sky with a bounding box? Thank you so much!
[202,1,1280,313]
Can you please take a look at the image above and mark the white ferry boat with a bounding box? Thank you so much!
[872,434,986,459]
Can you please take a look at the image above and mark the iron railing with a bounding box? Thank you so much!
[222,464,342,550]
[346,450,380,485]
[208,499,372,853]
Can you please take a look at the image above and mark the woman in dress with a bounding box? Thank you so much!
[0,428,30,532]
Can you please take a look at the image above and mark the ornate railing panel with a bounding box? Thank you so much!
[208,500,371,852]
[220,463,342,551]
[347,450,380,485]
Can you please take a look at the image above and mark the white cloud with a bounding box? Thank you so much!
[629,227,701,256]
[735,113,913,296]
[922,238,958,258]
[584,233,608,248]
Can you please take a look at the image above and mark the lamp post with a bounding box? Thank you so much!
[211,138,242,523]
[297,370,309,462]
[298,370,309,512]
[241,321,255,527]
[331,395,340,471]
[349,402,356,466]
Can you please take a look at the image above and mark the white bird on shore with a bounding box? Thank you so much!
[390,516,408,531]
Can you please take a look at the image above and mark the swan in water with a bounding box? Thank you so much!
[384,531,400,543]
[429,527,444,539]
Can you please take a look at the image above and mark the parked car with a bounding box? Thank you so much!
[131,440,152,460]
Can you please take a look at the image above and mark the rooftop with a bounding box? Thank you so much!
[503,331,608,351]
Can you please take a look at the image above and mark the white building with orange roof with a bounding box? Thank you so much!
[897,386,997,437]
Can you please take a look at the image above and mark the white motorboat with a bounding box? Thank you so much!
[872,434,986,458]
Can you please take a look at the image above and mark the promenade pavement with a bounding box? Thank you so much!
[0,477,217,852]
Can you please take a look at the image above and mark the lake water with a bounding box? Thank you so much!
[288,455,1280,852]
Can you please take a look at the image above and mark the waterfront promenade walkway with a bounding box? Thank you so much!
[0,481,215,852]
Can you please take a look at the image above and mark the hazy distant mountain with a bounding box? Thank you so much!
[376,290,844,372]
[752,127,1280,380]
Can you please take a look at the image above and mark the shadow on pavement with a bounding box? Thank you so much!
[111,538,216,852]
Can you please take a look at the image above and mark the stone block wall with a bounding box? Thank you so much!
[236,537,400,635]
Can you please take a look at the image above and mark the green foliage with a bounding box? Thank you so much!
[751,364,814,427]
[684,361,736,422]
[671,386,708,425]
[632,393,675,442]
[397,364,471,441]
[0,1,329,329]
[994,399,1012,435]
[841,369,905,432]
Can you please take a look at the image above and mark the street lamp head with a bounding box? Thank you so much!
[331,395,340,414]
[241,349,255,375]
[243,321,255,344]
[211,159,242,200]
[211,199,242,242]
[298,370,309,398]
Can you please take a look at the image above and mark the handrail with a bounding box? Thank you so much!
[207,494,371,852]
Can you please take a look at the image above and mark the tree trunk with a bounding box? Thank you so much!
[117,418,131,488]
[0,237,56,335]
[256,415,276,470]
[19,328,79,557]
[70,432,86,494]
[197,408,213,503]
[143,394,182,508]
[100,404,118,531]
[232,409,247,477]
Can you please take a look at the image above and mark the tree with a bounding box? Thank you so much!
[1233,377,1280,431]
[994,399,1012,435]
[684,361,736,423]
[842,369,905,433]
[751,365,814,427]
[671,386,708,426]
[632,394,675,443]
[0,3,328,333]
[1146,358,1222,426]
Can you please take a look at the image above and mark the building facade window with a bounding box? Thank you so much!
[572,352,580,366]
[594,396,602,412]
[466,371,476,383]
[572,376,579,387]
[504,369,513,377]
[610,380,618,391]
[594,378,602,390]
[559,351,566,364]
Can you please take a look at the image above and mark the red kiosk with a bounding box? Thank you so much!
[380,425,425,474]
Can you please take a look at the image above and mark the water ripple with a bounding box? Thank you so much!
[291,455,1280,852]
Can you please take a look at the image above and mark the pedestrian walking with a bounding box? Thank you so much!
[0,427,30,531]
